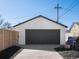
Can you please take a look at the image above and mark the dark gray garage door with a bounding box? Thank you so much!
[25,30,60,44]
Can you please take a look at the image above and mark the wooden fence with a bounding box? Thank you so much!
[0,29,19,51]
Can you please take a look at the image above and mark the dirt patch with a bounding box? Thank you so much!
[0,46,21,59]
[58,51,79,59]
[54,47,72,51]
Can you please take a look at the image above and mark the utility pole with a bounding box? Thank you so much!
[54,4,62,22]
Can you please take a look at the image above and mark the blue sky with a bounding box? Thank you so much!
[0,0,79,29]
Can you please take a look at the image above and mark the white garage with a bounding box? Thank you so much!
[13,15,67,45]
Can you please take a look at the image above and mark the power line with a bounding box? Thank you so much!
[60,0,78,18]
[60,0,79,18]
[54,3,62,22]
[2,0,79,21]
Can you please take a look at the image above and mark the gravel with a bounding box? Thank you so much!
[58,50,79,59]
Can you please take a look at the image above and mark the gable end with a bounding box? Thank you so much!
[13,15,67,28]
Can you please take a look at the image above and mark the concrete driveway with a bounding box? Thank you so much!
[11,45,64,59]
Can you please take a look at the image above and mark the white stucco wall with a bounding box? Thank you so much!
[14,17,66,45]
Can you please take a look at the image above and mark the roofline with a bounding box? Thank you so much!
[13,15,67,28]
[69,22,74,32]
[69,22,79,31]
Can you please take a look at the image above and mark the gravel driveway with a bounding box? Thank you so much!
[11,45,64,59]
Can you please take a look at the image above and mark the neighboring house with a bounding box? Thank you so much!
[66,22,79,41]
[13,15,67,45]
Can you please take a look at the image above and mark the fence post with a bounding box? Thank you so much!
[10,31,11,46]
[3,29,4,49]
[10,31,12,46]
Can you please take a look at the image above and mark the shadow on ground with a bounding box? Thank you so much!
[11,45,60,59]
[20,45,59,51]
[11,45,79,59]
[22,45,79,59]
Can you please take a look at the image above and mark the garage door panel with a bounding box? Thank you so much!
[25,30,60,44]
